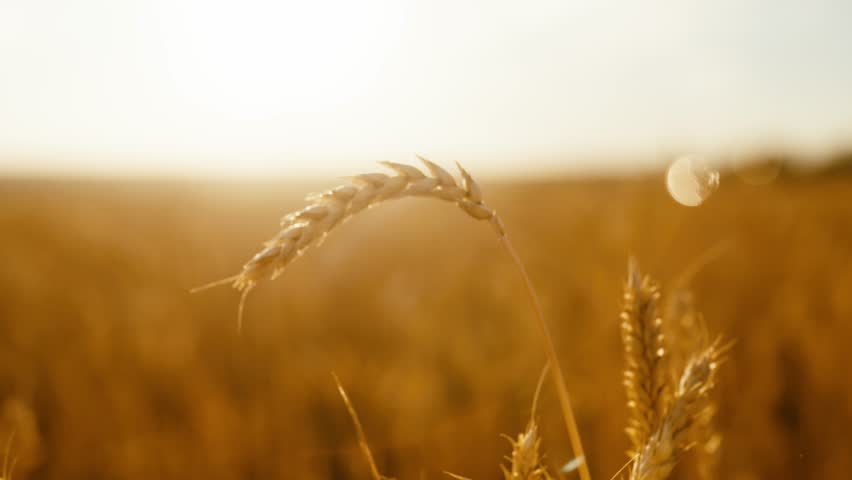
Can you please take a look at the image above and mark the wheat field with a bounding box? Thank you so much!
[1,163,851,479]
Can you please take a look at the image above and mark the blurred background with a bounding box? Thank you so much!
[2,1,852,479]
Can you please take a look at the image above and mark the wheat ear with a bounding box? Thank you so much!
[445,366,552,480]
[200,158,590,480]
[333,373,392,480]
[620,259,669,456]
[192,157,504,328]
[628,339,729,480]
[500,365,553,480]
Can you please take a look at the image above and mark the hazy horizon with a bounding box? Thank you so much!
[3,0,852,178]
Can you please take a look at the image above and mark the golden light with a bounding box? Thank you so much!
[159,0,407,119]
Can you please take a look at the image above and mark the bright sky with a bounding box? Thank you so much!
[2,0,851,177]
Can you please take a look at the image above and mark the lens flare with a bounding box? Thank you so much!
[666,155,720,207]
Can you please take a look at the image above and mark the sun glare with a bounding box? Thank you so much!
[159,0,406,119]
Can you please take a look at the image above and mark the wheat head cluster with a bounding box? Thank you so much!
[202,158,729,480]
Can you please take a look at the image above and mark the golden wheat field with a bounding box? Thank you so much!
[2,164,852,480]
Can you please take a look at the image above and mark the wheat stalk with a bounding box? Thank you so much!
[197,157,591,480]
[333,373,393,480]
[627,339,727,480]
[620,259,669,456]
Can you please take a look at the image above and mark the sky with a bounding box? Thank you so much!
[1,0,852,178]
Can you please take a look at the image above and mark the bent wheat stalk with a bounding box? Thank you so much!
[193,157,504,326]
[196,157,591,480]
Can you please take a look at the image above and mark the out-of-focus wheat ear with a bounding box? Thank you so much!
[332,373,388,480]
[501,422,552,480]
[628,336,728,480]
[500,365,554,480]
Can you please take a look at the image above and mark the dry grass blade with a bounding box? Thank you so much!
[620,259,669,455]
[628,339,728,480]
[332,373,392,480]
